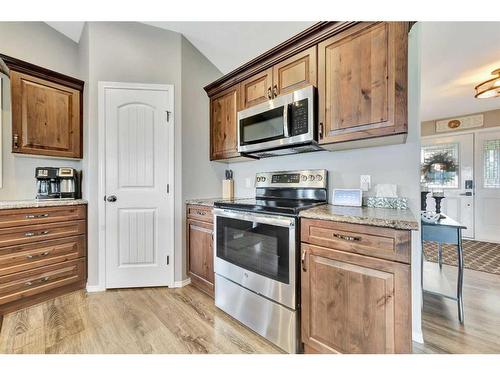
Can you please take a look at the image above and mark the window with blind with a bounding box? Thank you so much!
[484,139,500,189]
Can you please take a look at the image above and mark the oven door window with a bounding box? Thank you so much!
[216,216,289,284]
[240,106,285,145]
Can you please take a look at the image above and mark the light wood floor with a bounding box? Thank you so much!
[0,285,281,354]
[414,264,500,354]
[2,268,499,354]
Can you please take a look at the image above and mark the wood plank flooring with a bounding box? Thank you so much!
[1,267,499,354]
[0,285,281,354]
[414,265,500,354]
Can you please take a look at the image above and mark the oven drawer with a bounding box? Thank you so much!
[301,219,410,264]
[0,258,85,307]
[0,235,86,277]
[0,205,86,229]
[187,205,213,223]
[0,221,86,248]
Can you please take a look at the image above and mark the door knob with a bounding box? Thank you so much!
[106,195,117,202]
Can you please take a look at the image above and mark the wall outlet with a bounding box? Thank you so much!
[360,175,371,192]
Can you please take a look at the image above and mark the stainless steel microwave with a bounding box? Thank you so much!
[237,85,322,158]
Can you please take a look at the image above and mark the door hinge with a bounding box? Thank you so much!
[166,255,170,266]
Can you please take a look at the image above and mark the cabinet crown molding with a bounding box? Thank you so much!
[0,53,84,91]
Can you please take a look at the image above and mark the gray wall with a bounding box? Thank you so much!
[0,22,82,200]
[422,108,500,137]
[181,36,226,278]
[82,22,183,286]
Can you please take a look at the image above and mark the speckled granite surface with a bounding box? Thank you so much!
[185,198,246,207]
[299,204,418,231]
[0,199,88,210]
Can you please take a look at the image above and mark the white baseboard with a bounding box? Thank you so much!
[86,284,106,293]
[172,278,191,288]
[412,329,424,344]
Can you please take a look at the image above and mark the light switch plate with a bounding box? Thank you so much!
[360,175,371,192]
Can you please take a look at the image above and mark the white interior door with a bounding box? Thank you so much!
[475,130,500,243]
[103,83,173,288]
[422,133,474,238]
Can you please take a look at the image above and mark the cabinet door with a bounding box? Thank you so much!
[272,46,317,97]
[10,70,82,158]
[301,243,411,354]
[318,22,408,145]
[239,68,273,109]
[187,219,214,294]
[210,85,240,160]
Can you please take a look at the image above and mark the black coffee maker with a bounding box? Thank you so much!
[35,167,81,200]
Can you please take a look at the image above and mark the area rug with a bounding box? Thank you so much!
[423,240,500,276]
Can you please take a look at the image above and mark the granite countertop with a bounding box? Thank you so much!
[0,199,88,210]
[185,197,248,207]
[299,204,419,231]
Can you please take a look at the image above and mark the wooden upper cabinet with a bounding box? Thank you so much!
[318,22,408,145]
[272,46,317,97]
[301,243,411,354]
[210,84,240,160]
[239,68,273,109]
[1,55,84,159]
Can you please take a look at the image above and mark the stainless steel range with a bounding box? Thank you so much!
[213,169,327,353]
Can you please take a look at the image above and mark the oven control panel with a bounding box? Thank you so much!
[255,169,327,189]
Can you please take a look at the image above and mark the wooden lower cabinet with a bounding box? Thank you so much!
[0,204,87,315]
[300,220,412,354]
[186,205,214,297]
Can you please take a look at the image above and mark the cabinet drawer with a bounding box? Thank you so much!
[301,219,410,263]
[0,205,86,229]
[0,235,86,277]
[187,205,213,223]
[0,221,86,248]
[0,258,85,307]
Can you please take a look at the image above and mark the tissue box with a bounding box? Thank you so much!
[366,197,408,210]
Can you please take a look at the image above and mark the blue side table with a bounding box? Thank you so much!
[421,213,466,323]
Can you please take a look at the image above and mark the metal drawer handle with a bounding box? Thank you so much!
[25,213,49,219]
[267,87,272,100]
[25,276,49,287]
[301,249,307,272]
[26,251,50,259]
[333,233,361,242]
[24,230,50,237]
[197,211,207,215]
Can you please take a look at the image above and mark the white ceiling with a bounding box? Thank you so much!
[144,22,315,73]
[421,22,500,121]
[44,21,314,74]
[46,22,85,43]
[44,21,500,121]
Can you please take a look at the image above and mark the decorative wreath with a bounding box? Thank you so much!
[421,151,458,183]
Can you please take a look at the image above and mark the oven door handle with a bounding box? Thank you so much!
[213,208,295,228]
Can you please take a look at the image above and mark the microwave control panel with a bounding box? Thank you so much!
[289,99,309,136]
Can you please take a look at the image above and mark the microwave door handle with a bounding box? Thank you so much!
[283,104,290,138]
